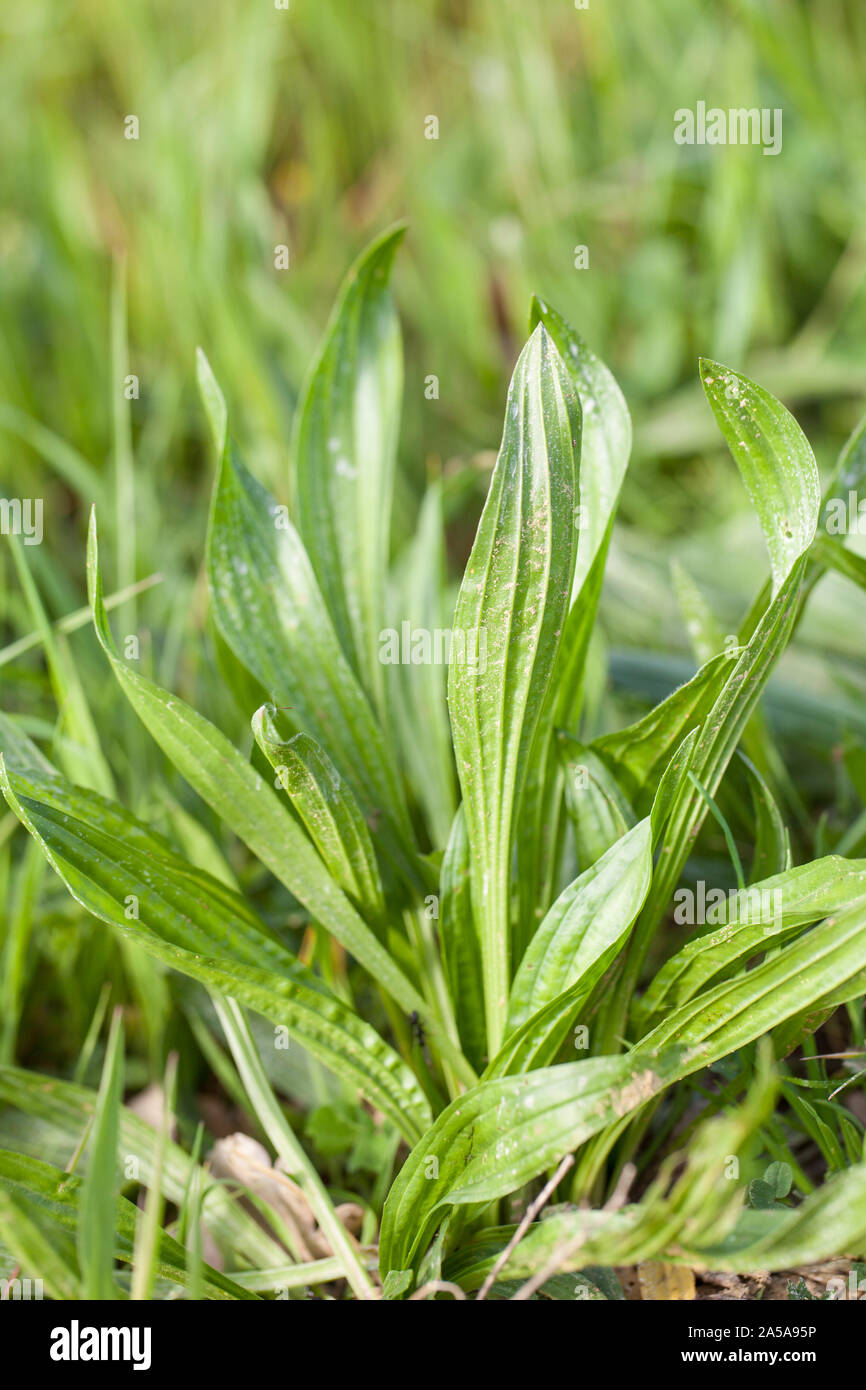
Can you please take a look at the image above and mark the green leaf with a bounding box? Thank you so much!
[622,490,818,1017]
[559,737,636,869]
[748,1178,777,1210]
[638,894,866,1068]
[79,1007,124,1299]
[0,760,433,1144]
[0,1187,81,1300]
[387,481,457,847]
[494,818,653,1074]
[379,1046,684,1276]
[439,805,486,1072]
[382,1269,413,1300]
[0,1065,285,1268]
[447,324,581,1056]
[0,1148,253,1300]
[638,856,866,1025]
[515,301,631,953]
[252,705,386,929]
[291,225,405,711]
[386,892,866,1278]
[528,297,631,603]
[498,745,691,1075]
[590,653,730,817]
[622,363,821,996]
[699,359,820,596]
[442,1058,776,1288]
[740,751,789,882]
[205,438,420,889]
[764,1160,793,1200]
[85,511,473,1086]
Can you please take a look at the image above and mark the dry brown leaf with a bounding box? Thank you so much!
[209,1133,362,1263]
[637,1261,696,1300]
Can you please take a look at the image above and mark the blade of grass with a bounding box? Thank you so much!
[212,994,377,1301]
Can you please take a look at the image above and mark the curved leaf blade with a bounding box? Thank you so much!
[0,761,432,1144]
[253,705,386,929]
[379,1046,683,1276]
[699,359,820,596]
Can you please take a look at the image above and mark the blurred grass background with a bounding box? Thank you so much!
[2,0,866,1078]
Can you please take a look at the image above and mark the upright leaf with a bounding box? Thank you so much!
[448,324,581,1055]
[515,301,631,952]
[618,365,820,1018]
[79,1008,123,1300]
[85,512,460,1067]
[438,806,486,1072]
[253,705,386,929]
[503,818,653,1049]
[292,226,405,711]
[387,481,457,848]
[206,441,420,888]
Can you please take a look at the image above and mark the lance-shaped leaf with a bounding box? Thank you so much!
[619,366,820,1012]
[638,856,866,1026]
[739,750,789,882]
[206,438,420,889]
[443,1057,777,1290]
[0,1149,254,1300]
[638,894,866,1065]
[515,302,630,951]
[85,511,475,1087]
[529,297,630,602]
[507,818,652,1034]
[438,806,486,1072]
[487,819,653,1077]
[253,704,386,929]
[379,1046,684,1276]
[699,359,820,596]
[448,324,581,1055]
[493,745,692,1078]
[559,737,636,870]
[0,760,432,1144]
[291,226,404,710]
[590,652,730,816]
[689,1163,866,1274]
[387,481,457,848]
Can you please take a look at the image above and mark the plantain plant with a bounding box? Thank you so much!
[2,228,866,1300]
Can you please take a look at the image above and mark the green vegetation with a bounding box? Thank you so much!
[2,0,866,1302]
